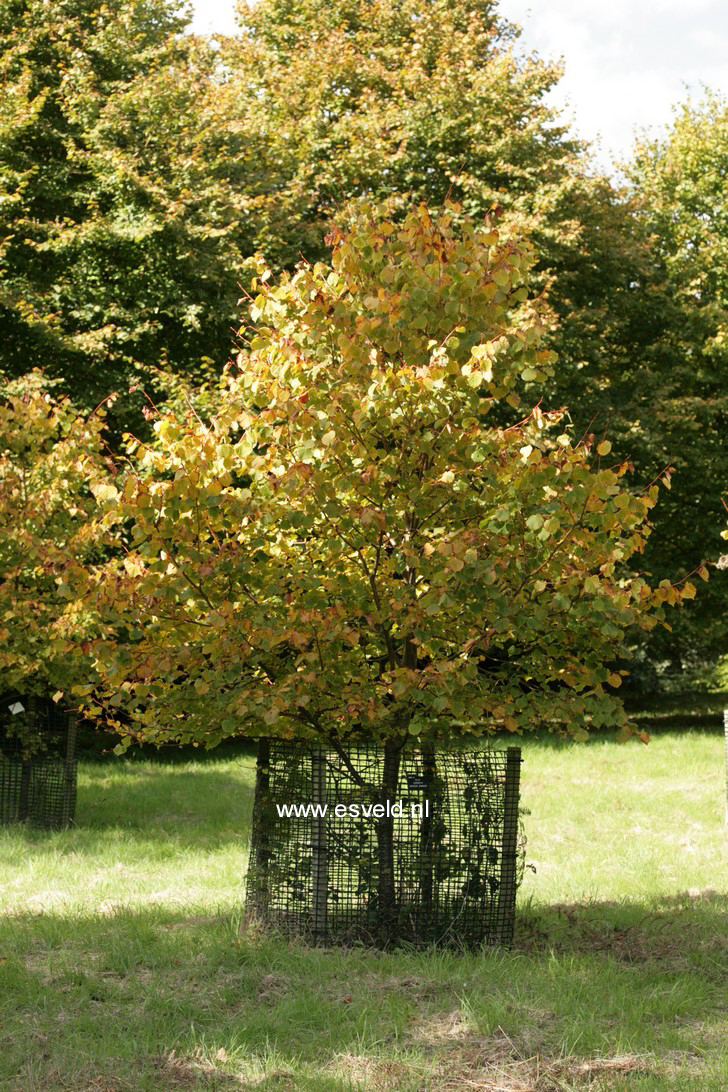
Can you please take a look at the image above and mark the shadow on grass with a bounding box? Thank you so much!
[1,761,257,854]
[1,893,726,1090]
[516,890,728,965]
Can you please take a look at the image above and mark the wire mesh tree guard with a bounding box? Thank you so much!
[0,695,78,829]
[246,740,524,949]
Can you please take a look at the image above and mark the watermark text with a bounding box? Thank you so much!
[275,799,430,820]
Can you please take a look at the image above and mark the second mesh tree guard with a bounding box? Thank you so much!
[246,740,523,949]
[0,695,78,829]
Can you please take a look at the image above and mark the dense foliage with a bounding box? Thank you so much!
[83,206,691,750]
[0,0,247,428]
[0,371,114,702]
[606,95,728,682]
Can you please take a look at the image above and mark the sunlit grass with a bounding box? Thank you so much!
[1,756,256,917]
[1,730,726,1090]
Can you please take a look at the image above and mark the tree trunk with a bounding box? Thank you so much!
[311,745,328,943]
[17,760,31,823]
[376,738,403,944]
[61,715,77,827]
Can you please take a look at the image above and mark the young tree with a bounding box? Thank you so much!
[84,203,693,928]
[214,0,691,688]
[0,371,116,751]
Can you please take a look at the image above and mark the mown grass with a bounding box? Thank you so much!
[0,730,726,1090]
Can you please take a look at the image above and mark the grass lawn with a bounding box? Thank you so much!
[0,730,726,1090]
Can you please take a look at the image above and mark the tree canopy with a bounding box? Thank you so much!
[83,205,690,750]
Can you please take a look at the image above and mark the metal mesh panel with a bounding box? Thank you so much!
[246,740,523,949]
[0,696,77,829]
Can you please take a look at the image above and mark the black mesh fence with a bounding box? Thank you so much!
[246,740,523,949]
[0,695,78,829]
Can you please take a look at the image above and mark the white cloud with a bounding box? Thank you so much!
[499,0,728,166]
[189,0,239,36]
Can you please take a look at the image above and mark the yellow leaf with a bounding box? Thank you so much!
[90,481,119,503]
[681,582,696,600]
[597,441,611,456]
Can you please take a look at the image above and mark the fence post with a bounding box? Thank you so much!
[311,745,328,942]
[496,747,522,945]
[249,738,271,916]
[18,696,35,823]
[61,714,77,827]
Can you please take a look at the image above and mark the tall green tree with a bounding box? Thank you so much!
[220,0,649,382]
[602,94,728,682]
[0,0,248,426]
[221,0,632,305]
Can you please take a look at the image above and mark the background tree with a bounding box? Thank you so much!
[0,0,249,430]
[598,94,728,687]
[221,0,636,321]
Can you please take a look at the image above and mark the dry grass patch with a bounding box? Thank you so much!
[151,1049,247,1089]
[256,972,291,1005]
[431,1049,653,1091]
[325,1052,421,1090]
